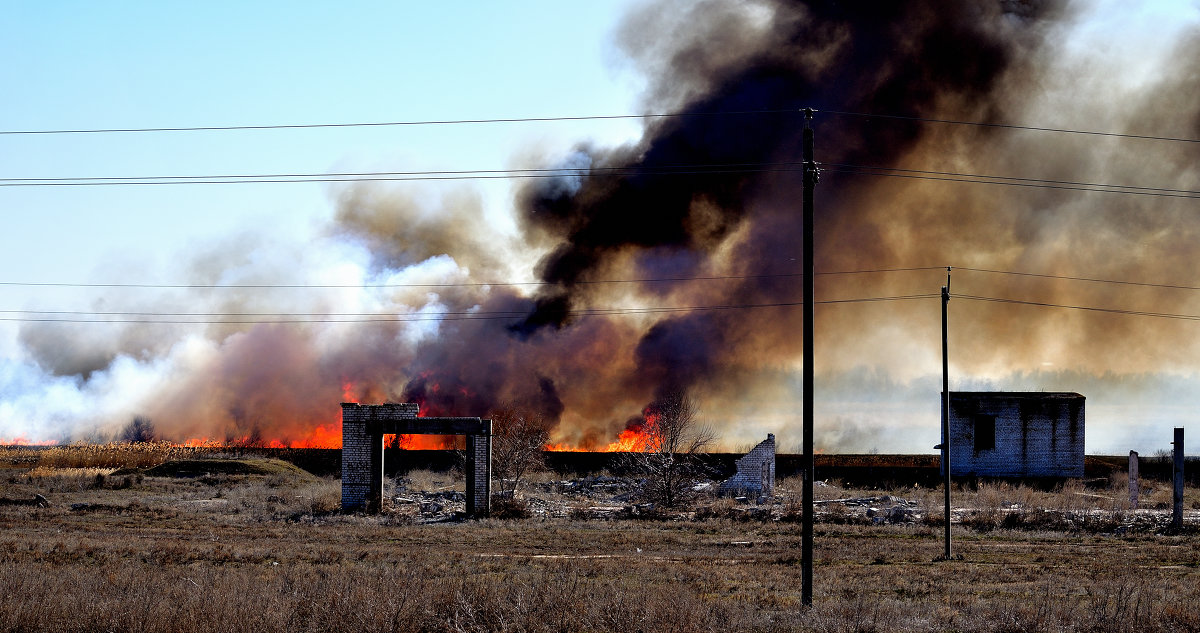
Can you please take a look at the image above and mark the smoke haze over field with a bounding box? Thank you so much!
[3,0,1200,453]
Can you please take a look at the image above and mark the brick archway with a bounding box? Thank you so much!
[341,403,492,517]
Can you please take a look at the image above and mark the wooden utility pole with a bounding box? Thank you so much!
[801,107,817,607]
[941,268,952,560]
[1173,428,1184,530]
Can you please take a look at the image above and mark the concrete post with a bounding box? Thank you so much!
[1128,450,1139,510]
[1173,427,1184,530]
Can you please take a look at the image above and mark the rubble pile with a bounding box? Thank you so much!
[816,495,922,524]
[386,472,1200,533]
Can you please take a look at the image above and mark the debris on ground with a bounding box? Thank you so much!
[0,494,49,508]
[384,473,1198,533]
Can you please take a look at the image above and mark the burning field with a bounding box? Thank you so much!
[4,1,1200,456]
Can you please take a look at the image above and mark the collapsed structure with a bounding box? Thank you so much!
[341,403,492,516]
[944,392,1084,478]
[719,434,776,499]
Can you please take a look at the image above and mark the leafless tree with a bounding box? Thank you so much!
[490,407,552,497]
[119,416,157,443]
[623,390,716,508]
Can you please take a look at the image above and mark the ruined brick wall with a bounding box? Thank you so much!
[719,434,776,498]
[342,404,491,516]
[465,427,492,516]
[944,392,1084,478]
[341,403,417,511]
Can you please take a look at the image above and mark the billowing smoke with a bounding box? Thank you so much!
[4,0,1200,452]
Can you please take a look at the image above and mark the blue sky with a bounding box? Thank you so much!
[0,1,643,294]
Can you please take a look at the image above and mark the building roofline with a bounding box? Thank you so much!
[948,391,1084,399]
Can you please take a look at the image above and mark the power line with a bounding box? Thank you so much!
[6,108,1197,145]
[0,266,937,290]
[957,293,1200,322]
[0,163,807,187]
[822,164,1200,199]
[957,267,1200,292]
[5,160,1195,201]
[0,109,801,136]
[14,271,1200,324]
[0,294,935,324]
[816,266,946,275]
[0,162,795,183]
[0,308,527,318]
[14,287,1200,325]
[6,263,1196,298]
[825,163,1200,197]
[823,109,1200,145]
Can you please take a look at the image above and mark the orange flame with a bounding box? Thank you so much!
[545,409,659,452]
[387,434,456,450]
[600,427,653,452]
[293,423,342,448]
[0,437,58,446]
[341,379,359,404]
[181,438,223,448]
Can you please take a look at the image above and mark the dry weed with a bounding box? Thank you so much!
[30,442,205,470]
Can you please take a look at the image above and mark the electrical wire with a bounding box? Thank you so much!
[0,266,941,290]
[0,109,803,136]
[824,163,1200,197]
[956,293,1200,322]
[9,263,1200,316]
[957,267,1200,292]
[822,109,1200,144]
[817,266,947,275]
[0,161,796,183]
[5,160,1195,201]
[0,163,807,187]
[6,108,1197,145]
[12,289,1200,325]
[0,294,937,324]
[822,164,1200,199]
[14,266,1200,325]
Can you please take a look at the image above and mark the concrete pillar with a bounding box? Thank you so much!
[1173,427,1184,530]
[1128,450,1139,510]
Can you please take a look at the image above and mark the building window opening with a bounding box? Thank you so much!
[973,415,996,452]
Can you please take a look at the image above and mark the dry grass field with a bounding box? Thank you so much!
[2,445,1200,632]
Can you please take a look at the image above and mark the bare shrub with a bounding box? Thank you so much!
[619,390,716,508]
[398,469,458,493]
[963,507,1002,532]
[490,496,531,519]
[488,407,551,497]
[1081,576,1164,632]
[119,416,157,443]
